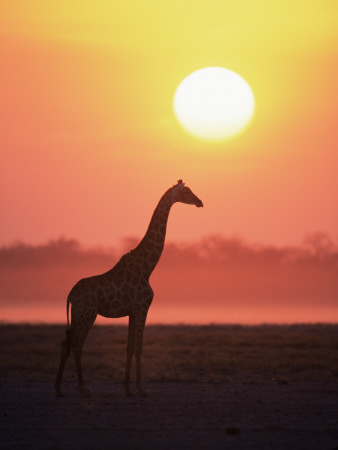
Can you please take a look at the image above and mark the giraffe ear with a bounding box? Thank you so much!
[171,180,186,197]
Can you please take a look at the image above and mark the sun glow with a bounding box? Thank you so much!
[173,67,255,141]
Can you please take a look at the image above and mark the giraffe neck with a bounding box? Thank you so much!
[133,190,173,277]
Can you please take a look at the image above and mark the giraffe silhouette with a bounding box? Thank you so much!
[55,180,203,397]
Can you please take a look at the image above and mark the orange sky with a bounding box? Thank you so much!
[1,1,337,249]
[1,2,338,325]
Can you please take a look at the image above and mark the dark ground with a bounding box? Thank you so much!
[1,324,338,449]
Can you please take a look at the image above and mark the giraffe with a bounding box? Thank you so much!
[55,180,203,397]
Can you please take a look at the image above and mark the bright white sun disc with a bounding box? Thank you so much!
[173,67,255,141]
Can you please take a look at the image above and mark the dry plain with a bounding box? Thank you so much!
[1,323,338,449]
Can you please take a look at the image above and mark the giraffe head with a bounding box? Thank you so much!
[170,179,203,207]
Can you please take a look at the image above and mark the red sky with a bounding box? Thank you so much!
[1,2,337,323]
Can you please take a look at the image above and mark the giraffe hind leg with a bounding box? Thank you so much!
[71,312,96,397]
[55,329,71,397]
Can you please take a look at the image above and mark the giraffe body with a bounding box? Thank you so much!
[55,180,203,397]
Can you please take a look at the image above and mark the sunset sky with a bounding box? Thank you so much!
[1,2,337,323]
[1,0,337,247]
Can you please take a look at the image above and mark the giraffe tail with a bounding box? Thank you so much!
[65,295,71,343]
[66,295,71,330]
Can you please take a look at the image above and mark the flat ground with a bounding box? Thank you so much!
[1,324,338,449]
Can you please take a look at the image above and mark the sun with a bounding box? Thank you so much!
[173,67,255,141]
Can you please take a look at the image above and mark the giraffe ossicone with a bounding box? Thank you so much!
[55,180,203,397]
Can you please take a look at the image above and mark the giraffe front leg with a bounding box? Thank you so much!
[124,315,135,397]
[135,314,147,397]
